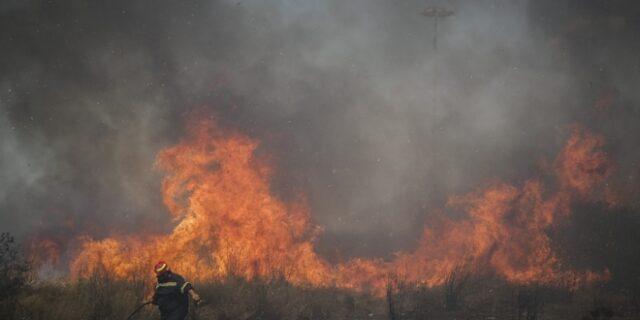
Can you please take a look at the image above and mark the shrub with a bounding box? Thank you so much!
[0,232,31,318]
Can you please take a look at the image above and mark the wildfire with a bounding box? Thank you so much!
[71,117,331,285]
[40,118,612,293]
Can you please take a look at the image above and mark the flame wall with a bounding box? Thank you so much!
[68,118,611,293]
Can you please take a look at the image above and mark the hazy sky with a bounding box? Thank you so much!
[1,0,639,259]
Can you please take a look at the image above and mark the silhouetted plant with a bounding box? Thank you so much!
[0,232,30,319]
[515,286,543,320]
[386,277,398,320]
[444,265,469,311]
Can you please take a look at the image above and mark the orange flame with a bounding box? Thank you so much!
[71,117,331,284]
[58,119,611,293]
[555,125,611,196]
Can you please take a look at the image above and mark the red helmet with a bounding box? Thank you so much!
[154,261,169,275]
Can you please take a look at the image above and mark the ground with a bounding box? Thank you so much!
[7,273,640,320]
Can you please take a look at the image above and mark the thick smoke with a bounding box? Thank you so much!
[1,0,639,262]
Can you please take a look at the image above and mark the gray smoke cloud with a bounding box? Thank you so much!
[1,0,639,260]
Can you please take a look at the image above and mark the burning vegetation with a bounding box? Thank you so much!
[34,118,613,296]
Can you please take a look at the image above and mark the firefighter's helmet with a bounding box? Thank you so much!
[154,261,169,275]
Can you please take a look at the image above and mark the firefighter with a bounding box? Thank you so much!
[151,261,202,320]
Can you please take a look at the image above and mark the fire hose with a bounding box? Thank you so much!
[125,301,152,320]
[124,300,203,320]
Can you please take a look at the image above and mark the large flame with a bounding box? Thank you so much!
[70,117,331,284]
[57,119,611,293]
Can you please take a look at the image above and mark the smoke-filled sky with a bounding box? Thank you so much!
[1,0,639,260]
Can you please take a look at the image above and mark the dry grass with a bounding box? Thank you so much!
[7,274,640,320]
[13,274,384,320]
[17,274,150,320]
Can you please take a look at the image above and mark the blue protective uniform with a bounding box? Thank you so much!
[152,272,194,320]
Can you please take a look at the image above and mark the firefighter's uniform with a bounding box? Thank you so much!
[152,271,194,320]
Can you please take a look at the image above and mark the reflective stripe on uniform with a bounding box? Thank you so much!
[180,282,191,293]
[155,281,178,289]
